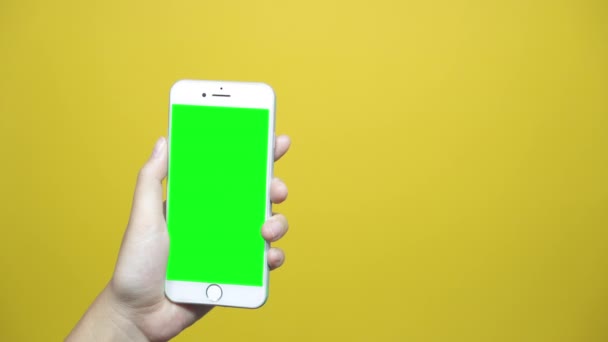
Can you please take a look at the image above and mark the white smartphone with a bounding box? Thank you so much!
[164,79,276,308]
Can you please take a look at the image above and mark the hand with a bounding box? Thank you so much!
[67,135,291,342]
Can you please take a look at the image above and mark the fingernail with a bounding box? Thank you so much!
[276,251,285,266]
[152,137,165,158]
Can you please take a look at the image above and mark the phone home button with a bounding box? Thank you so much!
[206,284,222,302]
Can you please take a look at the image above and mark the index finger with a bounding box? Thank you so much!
[274,135,291,161]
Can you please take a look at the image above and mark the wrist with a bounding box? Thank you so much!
[66,284,149,342]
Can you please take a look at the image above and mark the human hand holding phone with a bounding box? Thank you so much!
[66,134,291,341]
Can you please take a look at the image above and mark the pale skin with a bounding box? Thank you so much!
[67,135,291,342]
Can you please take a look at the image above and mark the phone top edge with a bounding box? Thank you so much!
[170,79,275,109]
[170,79,275,94]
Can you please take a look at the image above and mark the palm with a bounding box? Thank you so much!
[112,214,211,341]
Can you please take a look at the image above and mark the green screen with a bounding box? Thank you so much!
[166,104,270,287]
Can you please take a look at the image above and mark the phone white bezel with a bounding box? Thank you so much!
[165,79,276,309]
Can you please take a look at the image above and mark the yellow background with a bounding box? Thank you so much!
[1,0,607,341]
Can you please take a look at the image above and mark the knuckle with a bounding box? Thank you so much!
[137,163,154,180]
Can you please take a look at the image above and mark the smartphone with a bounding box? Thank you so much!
[164,80,275,308]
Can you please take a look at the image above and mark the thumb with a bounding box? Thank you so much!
[128,137,168,231]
